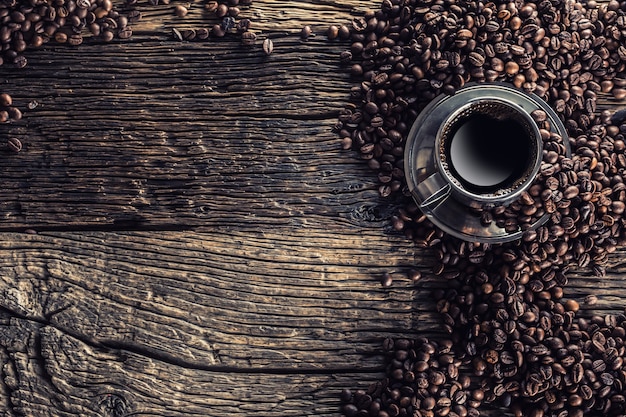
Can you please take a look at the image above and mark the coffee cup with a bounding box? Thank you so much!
[404,83,570,243]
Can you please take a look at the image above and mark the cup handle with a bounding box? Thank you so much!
[416,172,451,214]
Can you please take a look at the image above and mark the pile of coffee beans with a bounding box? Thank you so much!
[334,0,626,276]
[0,0,266,67]
[343,308,626,417]
[341,337,483,417]
[0,0,142,68]
[0,0,260,62]
[335,0,626,416]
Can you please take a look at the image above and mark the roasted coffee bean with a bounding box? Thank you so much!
[262,38,273,55]
[301,25,312,40]
[196,28,210,40]
[117,28,132,40]
[327,25,339,40]
[211,24,225,38]
[174,4,188,17]
[0,93,11,107]
[5,137,21,153]
[241,31,256,46]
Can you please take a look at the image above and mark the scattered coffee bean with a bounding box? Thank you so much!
[301,25,312,40]
[5,137,21,153]
[409,269,421,283]
[241,30,256,46]
[172,27,184,41]
[0,94,11,108]
[174,4,188,17]
[262,38,273,56]
[584,295,599,306]
[381,272,392,288]
[211,24,225,38]
[327,25,339,40]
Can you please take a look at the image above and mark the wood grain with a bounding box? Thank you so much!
[0,228,422,416]
[0,229,421,366]
[0,0,380,231]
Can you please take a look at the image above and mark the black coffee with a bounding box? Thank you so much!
[446,114,533,193]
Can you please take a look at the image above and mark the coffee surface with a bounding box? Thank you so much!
[447,115,532,192]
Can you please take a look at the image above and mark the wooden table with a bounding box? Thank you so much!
[0,1,624,415]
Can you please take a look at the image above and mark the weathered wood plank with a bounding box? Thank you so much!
[2,317,384,417]
[0,0,379,231]
[0,229,420,369]
[0,227,419,416]
[1,57,375,230]
[1,115,393,230]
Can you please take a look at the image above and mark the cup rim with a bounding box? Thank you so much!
[434,97,543,206]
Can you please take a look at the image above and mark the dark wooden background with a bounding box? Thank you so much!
[0,0,625,415]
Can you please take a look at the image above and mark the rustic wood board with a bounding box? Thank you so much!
[0,0,625,416]
[0,229,423,416]
[0,0,380,231]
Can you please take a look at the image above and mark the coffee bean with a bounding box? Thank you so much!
[211,24,225,38]
[13,55,27,69]
[531,109,547,122]
[467,52,485,67]
[5,137,21,153]
[262,38,273,56]
[600,372,615,386]
[241,31,256,46]
[423,396,436,410]
[327,25,339,40]
[564,299,579,312]
[118,28,132,40]
[0,93,12,107]
[342,403,358,417]
[301,25,312,40]
[584,295,598,306]
[381,272,393,287]
[409,269,422,282]
[174,5,188,17]
[196,28,210,40]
